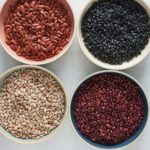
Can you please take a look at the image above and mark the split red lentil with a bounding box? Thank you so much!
[73,73,144,145]
[4,0,72,61]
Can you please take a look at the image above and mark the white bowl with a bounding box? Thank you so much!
[0,65,69,144]
[77,0,150,70]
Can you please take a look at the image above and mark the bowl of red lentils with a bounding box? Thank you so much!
[0,65,68,144]
[0,0,75,65]
[77,0,150,70]
[70,70,149,149]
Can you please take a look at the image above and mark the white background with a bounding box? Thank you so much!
[0,0,150,150]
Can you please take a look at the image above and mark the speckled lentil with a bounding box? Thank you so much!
[0,69,65,139]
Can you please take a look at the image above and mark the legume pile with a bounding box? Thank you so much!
[0,69,65,139]
[4,0,72,61]
[73,73,144,145]
[81,0,150,65]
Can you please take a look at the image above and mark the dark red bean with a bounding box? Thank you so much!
[73,73,144,145]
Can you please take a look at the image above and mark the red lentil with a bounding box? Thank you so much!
[4,0,72,61]
[73,73,144,145]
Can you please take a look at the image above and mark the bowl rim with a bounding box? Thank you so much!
[0,0,76,65]
[70,70,149,150]
[0,65,69,144]
[77,0,150,70]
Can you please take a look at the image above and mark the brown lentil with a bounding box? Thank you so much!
[4,0,72,61]
[0,69,65,139]
[73,73,144,145]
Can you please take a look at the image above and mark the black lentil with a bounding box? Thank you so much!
[81,0,150,65]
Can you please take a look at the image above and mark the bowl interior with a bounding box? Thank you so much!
[70,71,149,149]
[0,65,68,144]
[77,0,150,70]
[0,0,75,65]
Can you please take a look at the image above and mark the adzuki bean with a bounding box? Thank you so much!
[4,0,72,61]
[73,73,144,145]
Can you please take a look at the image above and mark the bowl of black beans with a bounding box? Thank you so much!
[78,0,150,70]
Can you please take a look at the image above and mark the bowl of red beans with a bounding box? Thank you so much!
[0,0,75,65]
[70,70,149,149]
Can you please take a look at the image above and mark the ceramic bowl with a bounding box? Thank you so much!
[0,65,68,144]
[77,0,150,70]
[70,70,149,149]
[0,0,75,65]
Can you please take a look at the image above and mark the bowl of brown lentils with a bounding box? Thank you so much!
[0,65,68,143]
[71,70,149,149]
[0,0,75,65]
[78,0,150,70]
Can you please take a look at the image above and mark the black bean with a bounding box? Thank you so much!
[81,0,150,65]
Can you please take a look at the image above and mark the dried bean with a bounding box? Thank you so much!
[4,0,72,61]
[81,0,150,65]
[73,73,144,145]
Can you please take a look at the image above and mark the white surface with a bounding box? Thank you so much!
[0,0,150,150]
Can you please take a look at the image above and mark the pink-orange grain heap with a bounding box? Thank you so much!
[4,0,72,61]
